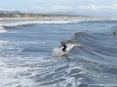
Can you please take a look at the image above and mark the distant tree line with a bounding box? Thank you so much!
[0,10,84,18]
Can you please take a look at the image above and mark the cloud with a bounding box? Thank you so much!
[49,6,74,12]
[32,5,74,13]
[78,5,98,11]
[112,3,117,7]
[0,8,4,11]
[0,8,16,11]
[78,4,117,11]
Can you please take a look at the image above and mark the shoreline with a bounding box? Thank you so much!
[0,16,91,27]
[0,16,115,27]
[0,16,102,22]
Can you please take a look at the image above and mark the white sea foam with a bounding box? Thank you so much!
[0,54,57,87]
[1,17,99,28]
[0,59,34,87]
[0,26,8,33]
[0,40,12,47]
[0,17,116,28]
[53,43,82,57]
[0,20,82,27]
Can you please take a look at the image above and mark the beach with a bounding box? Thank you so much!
[1,14,116,27]
[0,16,105,26]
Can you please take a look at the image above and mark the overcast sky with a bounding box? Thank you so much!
[0,0,117,16]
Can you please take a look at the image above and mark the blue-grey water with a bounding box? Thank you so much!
[0,20,117,87]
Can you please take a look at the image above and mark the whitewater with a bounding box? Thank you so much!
[0,18,117,87]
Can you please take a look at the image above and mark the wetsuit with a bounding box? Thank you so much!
[62,44,67,52]
[61,41,67,52]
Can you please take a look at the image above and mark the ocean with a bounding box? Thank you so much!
[0,19,117,87]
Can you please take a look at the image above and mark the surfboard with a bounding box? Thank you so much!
[53,43,81,56]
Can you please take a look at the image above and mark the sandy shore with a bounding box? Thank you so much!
[0,16,110,28]
[0,16,102,23]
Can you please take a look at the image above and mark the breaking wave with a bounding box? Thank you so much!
[0,19,117,87]
[0,26,8,33]
[0,17,117,27]
[66,32,117,86]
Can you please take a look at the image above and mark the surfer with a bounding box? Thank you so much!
[60,40,67,53]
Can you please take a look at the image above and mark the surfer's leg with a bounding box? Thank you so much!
[64,45,67,52]
[62,46,67,52]
[62,48,65,52]
[62,47,66,52]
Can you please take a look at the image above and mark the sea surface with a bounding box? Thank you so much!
[0,19,117,87]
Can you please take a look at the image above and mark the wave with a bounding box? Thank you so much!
[0,31,117,87]
[1,17,117,27]
[0,40,23,57]
[0,26,8,33]
[0,20,81,27]
[61,32,117,86]
[71,32,117,58]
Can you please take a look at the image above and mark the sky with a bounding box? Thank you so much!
[0,0,117,17]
